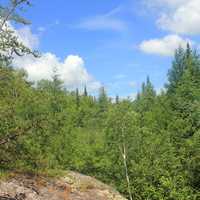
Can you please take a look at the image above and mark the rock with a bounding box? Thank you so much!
[0,172,126,200]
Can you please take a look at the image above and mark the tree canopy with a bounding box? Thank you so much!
[0,2,200,200]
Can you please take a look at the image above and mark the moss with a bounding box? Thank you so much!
[78,180,95,191]
[0,168,67,181]
[0,169,14,181]
[36,169,67,178]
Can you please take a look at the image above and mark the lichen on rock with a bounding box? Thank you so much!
[0,171,126,200]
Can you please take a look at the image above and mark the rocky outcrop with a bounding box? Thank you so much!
[0,171,126,200]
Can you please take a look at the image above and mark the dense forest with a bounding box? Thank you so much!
[0,1,200,200]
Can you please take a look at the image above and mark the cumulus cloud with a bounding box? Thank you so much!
[139,34,191,56]
[11,25,101,92]
[16,26,39,49]
[144,0,187,9]
[158,0,200,35]
[13,53,101,91]
[145,0,200,35]
[4,22,39,49]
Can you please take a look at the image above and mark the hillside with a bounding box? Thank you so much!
[1,1,200,199]
[0,171,126,200]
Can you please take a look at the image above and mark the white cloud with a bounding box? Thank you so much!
[11,24,101,92]
[14,26,39,49]
[78,16,126,31]
[13,53,101,92]
[77,7,127,31]
[144,0,187,9]
[4,22,39,49]
[145,0,200,35]
[17,27,39,49]
[158,0,200,35]
[139,34,191,56]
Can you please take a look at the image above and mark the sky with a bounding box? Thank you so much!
[9,0,200,98]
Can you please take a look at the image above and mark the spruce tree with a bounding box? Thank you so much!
[115,95,119,104]
[98,86,108,112]
[136,76,156,112]
[84,85,88,97]
[75,88,80,109]
[166,46,186,94]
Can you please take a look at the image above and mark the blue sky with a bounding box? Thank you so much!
[11,0,200,97]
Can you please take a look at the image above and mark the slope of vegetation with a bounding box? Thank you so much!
[0,1,200,200]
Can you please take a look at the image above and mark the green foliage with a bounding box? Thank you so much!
[135,76,156,113]
[1,46,200,199]
[166,46,186,94]
[0,0,38,64]
[0,1,200,198]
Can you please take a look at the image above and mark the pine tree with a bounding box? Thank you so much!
[98,86,109,112]
[75,88,80,109]
[186,43,192,59]
[171,50,200,138]
[136,76,156,112]
[84,85,88,97]
[166,43,196,95]
[166,46,186,94]
[115,95,119,104]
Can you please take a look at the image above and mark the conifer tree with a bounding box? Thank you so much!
[98,86,109,112]
[84,85,88,97]
[115,95,119,104]
[75,88,80,109]
[136,76,156,112]
[166,46,186,94]
[166,44,195,94]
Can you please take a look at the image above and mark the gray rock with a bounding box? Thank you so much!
[0,172,126,200]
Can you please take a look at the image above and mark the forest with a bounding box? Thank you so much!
[0,1,200,200]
